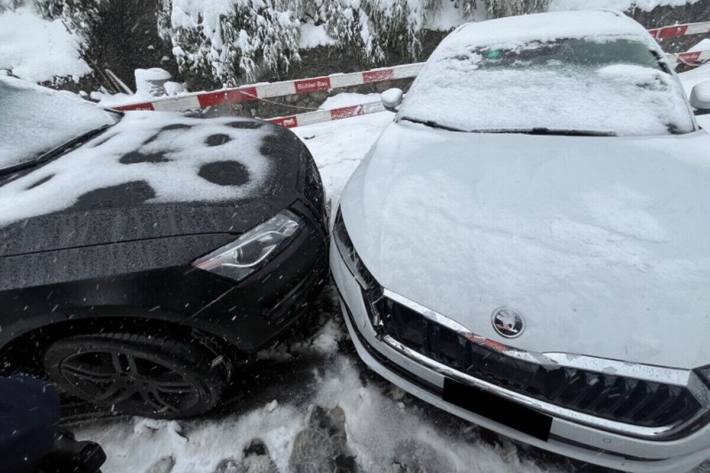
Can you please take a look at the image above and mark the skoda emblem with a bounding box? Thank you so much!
[491,306,525,338]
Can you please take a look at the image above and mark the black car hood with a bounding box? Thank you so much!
[0,113,307,256]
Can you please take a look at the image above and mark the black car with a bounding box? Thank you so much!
[0,76,328,419]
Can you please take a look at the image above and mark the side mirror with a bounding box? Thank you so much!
[381,88,403,112]
[690,80,710,115]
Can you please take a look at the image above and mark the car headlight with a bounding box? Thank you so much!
[333,207,376,290]
[193,210,301,282]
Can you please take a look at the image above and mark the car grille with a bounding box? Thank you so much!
[373,296,701,429]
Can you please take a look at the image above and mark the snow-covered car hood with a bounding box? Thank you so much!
[0,112,306,256]
[341,121,710,370]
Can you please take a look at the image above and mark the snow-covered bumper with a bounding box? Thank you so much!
[330,241,710,473]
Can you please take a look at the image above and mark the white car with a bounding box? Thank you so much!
[331,10,710,473]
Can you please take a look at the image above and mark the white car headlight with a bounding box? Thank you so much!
[332,207,376,290]
[193,210,301,281]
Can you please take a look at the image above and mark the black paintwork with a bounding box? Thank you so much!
[0,119,310,255]
[0,113,327,364]
[199,161,250,186]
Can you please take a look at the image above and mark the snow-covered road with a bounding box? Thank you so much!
[74,67,710,473]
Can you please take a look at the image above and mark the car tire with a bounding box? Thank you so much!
[43,332,228,419]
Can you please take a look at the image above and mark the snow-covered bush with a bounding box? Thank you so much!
[160,0,452,87]
[162,0,302,88]
[486,0,549,17]
[32,0,102,40]
[160,0,554,88]
[5,0,553,89]
[314,0,434,64]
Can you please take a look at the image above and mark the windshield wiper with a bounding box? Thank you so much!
[0,124,115,176]
[469,127,617,137]
[399,116,468,132]
[398,119,617,137]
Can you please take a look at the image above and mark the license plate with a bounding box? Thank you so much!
[442,378,552,441]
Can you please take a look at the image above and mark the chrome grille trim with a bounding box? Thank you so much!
[377,288,709,439]
[383,289,695,388]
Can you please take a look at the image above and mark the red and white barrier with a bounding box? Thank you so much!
[648,21,710,40]
[673,49,710,66]
[266,101,385,128]
[115,63,423,112]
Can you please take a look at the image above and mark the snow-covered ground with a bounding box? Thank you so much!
[73,305,576,473]
[76,346,570,473]
[71,60,710,472]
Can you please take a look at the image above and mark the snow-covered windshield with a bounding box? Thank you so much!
[400,36,695,136]
[0,76,119,172]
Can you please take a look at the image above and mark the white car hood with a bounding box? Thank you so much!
[341,121,710,370]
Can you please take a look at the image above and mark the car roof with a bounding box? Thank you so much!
[447,10,654,50]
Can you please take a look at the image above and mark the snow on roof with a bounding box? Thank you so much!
[0,110,273,226]
[448,10,654,50]
[399,11,694,137]
[0,76,117,170]
[550,0,701,13]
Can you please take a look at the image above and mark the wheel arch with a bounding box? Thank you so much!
[0,313,240,377]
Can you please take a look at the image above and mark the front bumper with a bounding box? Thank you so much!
[0,202,328,357]
[330,242,710,473]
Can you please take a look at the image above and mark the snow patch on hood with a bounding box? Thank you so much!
[0,112,272,227]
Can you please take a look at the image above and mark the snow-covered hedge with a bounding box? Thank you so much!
[160,0,550,87]
[161,0,303,87]
[10,0,550,88]
[32,0,102,44]
[487,0,549,17]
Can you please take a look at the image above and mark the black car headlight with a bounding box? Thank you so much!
[193,210,301,282]
[333,207,376,290]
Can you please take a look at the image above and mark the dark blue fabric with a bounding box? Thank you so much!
[0,375,59,473]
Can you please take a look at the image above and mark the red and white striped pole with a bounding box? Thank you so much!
[115,63,423,112]
[648,21,710,39]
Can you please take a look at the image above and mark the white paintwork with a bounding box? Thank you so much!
[338,12,710,372]
[334,12,710,470]
[340,122,710,370]
[331,244,710,473]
